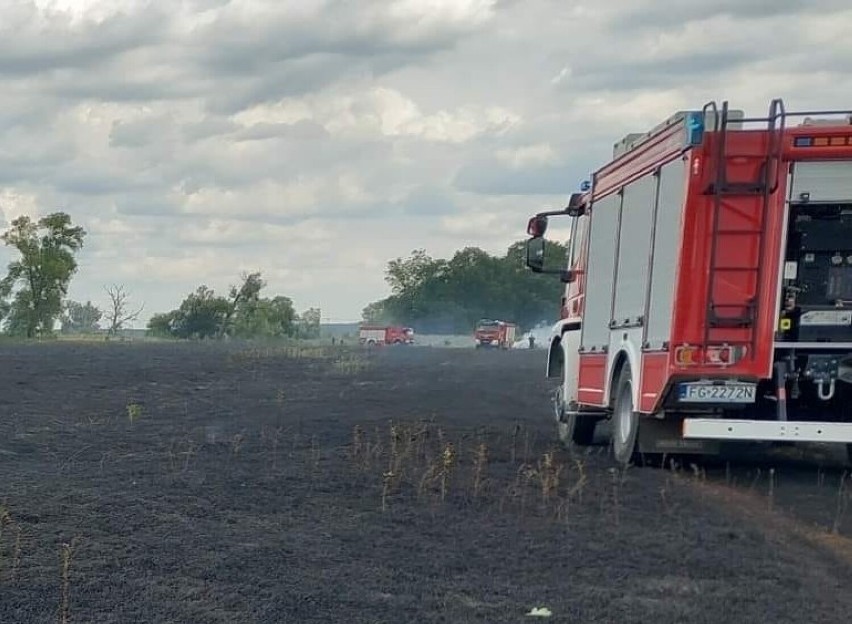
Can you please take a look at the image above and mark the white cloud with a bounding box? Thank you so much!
[236,87,520,143]
[550,66,571,86]
[496,144,558,168]
[2,0,852,322]
[176,218,335,246]
[383,0,497,42]
[0,188,42,224]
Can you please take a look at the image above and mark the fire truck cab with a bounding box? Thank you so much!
[526,99,852,465]
[474,319,517,349]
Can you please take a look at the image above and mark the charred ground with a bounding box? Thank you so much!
[0,343,851,623]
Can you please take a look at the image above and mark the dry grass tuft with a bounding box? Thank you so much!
[833,471,849,535]
[331,354,370,375]
[0,506,22,583]
[440,443,457,502]
[58,537,80,624]
[126,402,142,424]
[472,443,488,499]
[539,451,562,505]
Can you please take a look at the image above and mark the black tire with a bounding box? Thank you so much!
[554,385,597,449]
[846,444,852,468]
[611,364,639,466]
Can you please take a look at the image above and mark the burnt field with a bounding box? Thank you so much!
[1,343,852,623]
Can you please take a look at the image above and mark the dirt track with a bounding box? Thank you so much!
[1,343,851,623]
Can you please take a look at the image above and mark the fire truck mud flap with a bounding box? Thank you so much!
[636,418,721,455]
[682,419,852,443]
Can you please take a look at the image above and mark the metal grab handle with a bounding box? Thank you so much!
[701,101,720,132]
[817,379,836,401]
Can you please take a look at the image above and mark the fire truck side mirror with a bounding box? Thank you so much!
[566,193,586,217]
[560,269,577,284]
[527,215,548,238]
[525,236,546,272]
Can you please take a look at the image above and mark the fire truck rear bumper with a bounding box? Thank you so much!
[683,419,852,443]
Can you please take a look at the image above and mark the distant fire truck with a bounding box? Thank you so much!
[474,319,516,349]
[359,325,414,346]
[525,99,852,465]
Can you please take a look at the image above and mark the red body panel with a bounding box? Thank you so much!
[359,325,414,345]
[568,116,852,413]
[669,133,787,382]
[577,354,607,405]
[639,352,668,413]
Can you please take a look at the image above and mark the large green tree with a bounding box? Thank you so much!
[224,272,265,336]
[296,307,321,338]
[362,240,567,333]
[61,300,102,334]
[147,272,300,340]
[0,213,86,337]
[171,285,231,339]
[232,295,297,338]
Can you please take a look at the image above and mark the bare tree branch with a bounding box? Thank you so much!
[104,284,144,337]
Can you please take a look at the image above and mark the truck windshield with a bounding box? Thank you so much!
[476,320,500,329]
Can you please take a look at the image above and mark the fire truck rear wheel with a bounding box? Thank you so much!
[612,365,639,466]
[554,386,596,448]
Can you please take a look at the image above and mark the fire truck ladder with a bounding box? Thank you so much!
[701,99,786,359]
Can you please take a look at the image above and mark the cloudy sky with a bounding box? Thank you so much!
[1,0,851,323]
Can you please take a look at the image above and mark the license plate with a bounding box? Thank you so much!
[678,382,756,403]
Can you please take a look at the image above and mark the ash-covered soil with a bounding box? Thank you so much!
[0,342,850,623]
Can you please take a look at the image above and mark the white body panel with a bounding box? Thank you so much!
[613,175,656,326]
[505,324,516,344]
[605,173,660,408]
[359,328,386,343]
[684,418,852,443]
[580,156,688,410]
[790,161,852,202]
[645,159,687,349]
[580,193,620,351]
[560,328,582,407]
[606,326,643,407]
[547,319,574,376]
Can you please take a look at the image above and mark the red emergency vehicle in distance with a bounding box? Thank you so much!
[359,325,414,346]
[474,319,516,349]
[525,99,852,466]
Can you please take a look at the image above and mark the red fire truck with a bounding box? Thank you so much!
[474,319,517,349]
[525,99,852,465]
[359,325,414,346]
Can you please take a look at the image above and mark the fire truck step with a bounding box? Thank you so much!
[560,410,608,421]
[683,419,852,443]
[712,183,767,195]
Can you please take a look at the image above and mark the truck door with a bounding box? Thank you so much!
[555,213,590,405]
[564,213,589,321]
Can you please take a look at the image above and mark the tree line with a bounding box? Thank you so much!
[362,240,568,334]
[1,212,563,340]
[147,273,320,340]
[0,213,319,340]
